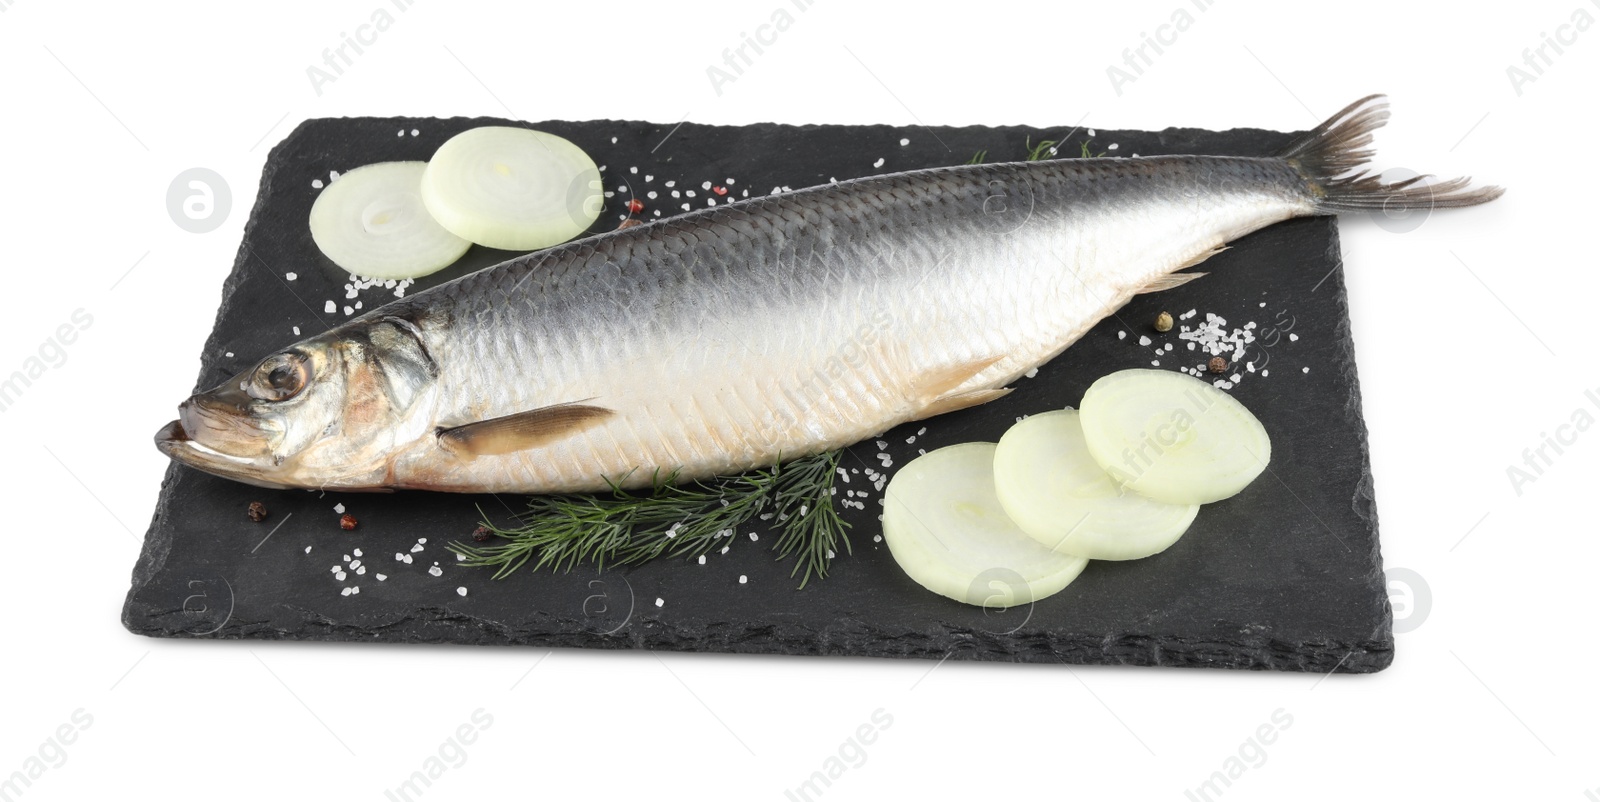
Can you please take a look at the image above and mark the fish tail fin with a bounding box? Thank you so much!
[1280,94,1504,213]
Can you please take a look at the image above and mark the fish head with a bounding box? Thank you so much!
[155,317,440,490]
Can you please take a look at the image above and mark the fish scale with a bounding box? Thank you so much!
[156,97,1503,492]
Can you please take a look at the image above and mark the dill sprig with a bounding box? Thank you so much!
[1025,135,1059,161]
[449,450,851,589]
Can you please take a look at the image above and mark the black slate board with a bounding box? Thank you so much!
[123,116,1392,672]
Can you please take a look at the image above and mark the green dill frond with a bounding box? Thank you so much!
[1025,136,1058,161]
[449,450,852,589]
[1080,139,1106,158]
[966,150,987,164]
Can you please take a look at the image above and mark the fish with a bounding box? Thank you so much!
[156,95,1501,493]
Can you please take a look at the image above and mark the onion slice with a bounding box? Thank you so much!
[308,161,470,279]
[421,127,603,251]
[1079,369,1271,505]
[883,443,1089,608]
[994,410,1198,560]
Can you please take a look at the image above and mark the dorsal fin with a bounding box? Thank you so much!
[437,402,615,458]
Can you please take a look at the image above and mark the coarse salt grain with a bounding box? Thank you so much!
[899,138,910,146]
[428,565,442,577]
[655,597,664,607]
[457,587,468,597]
[738,575,748,584]
[873,157,885,168]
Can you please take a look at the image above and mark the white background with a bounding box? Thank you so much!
[1,1,1593,800]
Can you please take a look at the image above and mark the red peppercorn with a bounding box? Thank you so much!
[339,513,358,531]
[626,198,644,213]
[1208,356,1229,374]
[712,185,728,196]
[246,501,268,523]
[472,525,493,543]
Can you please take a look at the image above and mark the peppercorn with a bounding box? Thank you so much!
[626,198,644,213]
[1154,311,1173,333]
[246,501,268,523]
[339,513,358,531]
[472,525,493,543]
[1208,356,1228,374]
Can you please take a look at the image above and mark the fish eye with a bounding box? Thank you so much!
[247,352,310,402]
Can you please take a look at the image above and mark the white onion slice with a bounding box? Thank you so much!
[1079,369,1271,505]
[421,127,603,251]
[994,410,1198,560]
[883,443,1089,608]
[308,161,470,279]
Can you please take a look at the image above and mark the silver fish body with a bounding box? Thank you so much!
[156,96,1500,492]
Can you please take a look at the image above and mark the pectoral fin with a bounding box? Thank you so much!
[437,402,615,458]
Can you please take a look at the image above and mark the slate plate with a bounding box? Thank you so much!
[122,115,1392,673]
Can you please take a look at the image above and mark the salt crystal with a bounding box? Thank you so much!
[686,190,696,198]
[350,560,361,570]
[285,272,297,281]
[645,174,653,182]
[343,305,354,316]
[410,129,418,137]
[629,166,638,174]
[899,138,910,146]
[402,554,413,564]
[1108,143,1119,151]
[304,546,312,554]
[1138,335,1152,346]
[351,586,360,594]
[665,180,675,187]
[311,179,324,189]
[698,555,706,565]
[324,300,336,313]
[353,548,362,557]
[610,136,617,144]
[334,503,345,514]
[647,191,657,199]
[748,532,759,541]
[293,326,300,335]
[376,574,387,581]
[738,575,748,584]
[457,587,468,596]
[1289,333,1299,342]
[411,544,423,553]
[873,157,885,168]
[336,571,347,581]
[356,566,366,575]
[341,587,352,596]
[428,565,442,577]
[1302,367,1310,374]
[1118,331,1127,340]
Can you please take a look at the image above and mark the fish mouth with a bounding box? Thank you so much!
[154,418,295,490]
[154,418,190,457]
